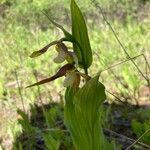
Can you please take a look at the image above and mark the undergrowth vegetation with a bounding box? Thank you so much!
[0,0,150,149]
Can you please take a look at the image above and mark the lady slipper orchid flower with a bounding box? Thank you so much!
[27,42,82,88]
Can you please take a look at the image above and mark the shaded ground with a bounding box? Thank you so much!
[11,100,150,150]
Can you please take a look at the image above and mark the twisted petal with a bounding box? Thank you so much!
[26,64,75,88]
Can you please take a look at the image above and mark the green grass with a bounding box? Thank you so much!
[0,0,150,149]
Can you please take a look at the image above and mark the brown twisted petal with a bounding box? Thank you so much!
[30,40,60,58]
[26,64,75,88]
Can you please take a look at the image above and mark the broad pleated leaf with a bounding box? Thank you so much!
[64,74,114,150]
[71,0,92,69]
[26,64,74,88]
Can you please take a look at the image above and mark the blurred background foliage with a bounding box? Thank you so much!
[0,0,150,149]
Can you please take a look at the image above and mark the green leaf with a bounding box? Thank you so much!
[26,64,75,88]
[65,74,114,150]
[43,132,60,150]
[71,0,92,69]
[17,109,34,133]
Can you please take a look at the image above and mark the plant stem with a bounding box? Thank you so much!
[14,70,26,112]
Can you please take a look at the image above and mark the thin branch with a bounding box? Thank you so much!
[91,0,149,84]
[32,70,43,105]
[32,70,50,128]
[106,90,129,105]
[14,70,26,112]
[97,53,135,100]
[94,53,143,104]
[104,128,150,149]
[125,128,150,150]
[99,54,143,74]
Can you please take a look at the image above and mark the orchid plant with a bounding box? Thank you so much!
[27,0,117,149]
[27,42,89,89]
